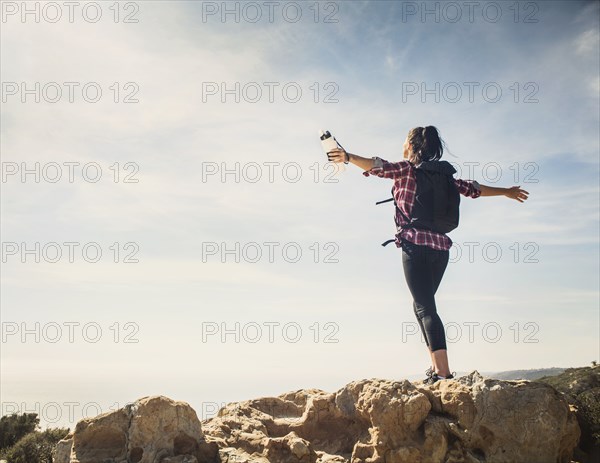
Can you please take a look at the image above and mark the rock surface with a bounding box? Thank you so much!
[536,365,600,463]
[54,371,580,463]
[54,396,218,463]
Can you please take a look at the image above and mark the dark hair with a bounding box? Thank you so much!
[407,125,447,164]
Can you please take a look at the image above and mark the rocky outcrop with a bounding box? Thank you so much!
[206,371,580,463]
[54,396,219,463]
[54,372,581,463]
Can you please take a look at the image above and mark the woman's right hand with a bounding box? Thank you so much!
[505,186,529,203]
[327,148,348,163]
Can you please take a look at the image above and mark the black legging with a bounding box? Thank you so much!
[401,238,450,352]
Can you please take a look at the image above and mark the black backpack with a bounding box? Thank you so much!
[376,160,460,246]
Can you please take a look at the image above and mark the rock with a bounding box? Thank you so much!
[161,457,198,463]
[54,373,581,463]
[53,395,218,463]
[203,373,579,463]
[419,371,581,462]
[536,365,600,462]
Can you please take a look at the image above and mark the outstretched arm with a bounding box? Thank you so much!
[480,184,529,203]
[327,148,410,179]
[328,148,375,171]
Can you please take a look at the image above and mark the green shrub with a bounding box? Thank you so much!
[0,428,70,463]
[0,414,39,450]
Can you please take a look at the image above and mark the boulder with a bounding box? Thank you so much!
[53,395,218,463]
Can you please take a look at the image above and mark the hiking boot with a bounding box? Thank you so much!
[423,371,456,385]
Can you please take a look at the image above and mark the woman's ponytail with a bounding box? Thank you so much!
[408,125,445,163]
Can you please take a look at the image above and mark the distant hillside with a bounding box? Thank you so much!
[485,367,566,380]
[406,367,567,382]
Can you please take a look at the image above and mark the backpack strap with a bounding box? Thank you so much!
[377,186,410,247]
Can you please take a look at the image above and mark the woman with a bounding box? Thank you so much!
[328,126,529,384]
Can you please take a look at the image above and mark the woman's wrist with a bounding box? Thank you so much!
[480,184,508,197]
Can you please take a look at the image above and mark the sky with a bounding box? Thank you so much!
[1,0,599,430]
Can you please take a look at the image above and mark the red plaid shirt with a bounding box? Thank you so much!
[363,157,481,251]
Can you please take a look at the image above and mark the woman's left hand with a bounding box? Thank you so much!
[505,186,529,202]
[327,148,348,163]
